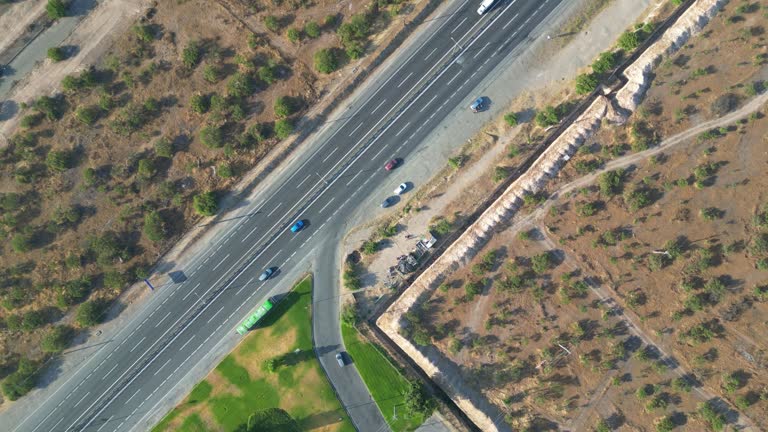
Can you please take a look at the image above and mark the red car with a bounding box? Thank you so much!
[384,159,398,171]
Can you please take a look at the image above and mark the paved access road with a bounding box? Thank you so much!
[6,0,563,431]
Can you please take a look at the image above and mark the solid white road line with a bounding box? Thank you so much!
[211,254,230,272]
[451,16,468,34]
[321,146,339,162]
[95,416,113,432]
[154,311,172,328]
[372,145,387,160]
[125,389,141,405]
[51,418,64,430]
[348,122,364,136]
[473,42,491,59]
[397,72,414,88]
[266,203,283,217]
[129,337,146,353]
[242,223,260,242]
[235,276,255,296]
[178,337,194,352]
[424,47,438,61]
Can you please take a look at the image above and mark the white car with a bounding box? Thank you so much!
[394,183,408,195]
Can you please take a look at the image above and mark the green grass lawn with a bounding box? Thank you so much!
[153,277,354,432]
[341,324,429,431]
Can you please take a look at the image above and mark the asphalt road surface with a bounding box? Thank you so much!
[7,0,564,431]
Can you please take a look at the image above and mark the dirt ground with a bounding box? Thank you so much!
[0,0,419,405]
[358,1,768,430]
[0,0,47,56]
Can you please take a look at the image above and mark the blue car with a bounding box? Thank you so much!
[290,220,305,233]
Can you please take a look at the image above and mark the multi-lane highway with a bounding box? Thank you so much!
[6,0,564,430]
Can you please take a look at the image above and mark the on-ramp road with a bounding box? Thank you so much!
[5,0,565,431]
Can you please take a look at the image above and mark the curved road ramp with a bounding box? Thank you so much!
[376,0,728,430]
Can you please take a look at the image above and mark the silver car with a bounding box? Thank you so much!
[336,352,345,367]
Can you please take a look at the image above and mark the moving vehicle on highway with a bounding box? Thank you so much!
[477,0,496,15]
[258,267,275,281]
[384,159,399,171]
[470,97,486,113]
[381,197,394,208]
[336,352,345,367]
[394,183,408,195]
[236,299,274,334]
[290,220,305,233]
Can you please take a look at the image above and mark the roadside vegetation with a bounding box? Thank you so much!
[0,0,420,404]
[153,277,353,432]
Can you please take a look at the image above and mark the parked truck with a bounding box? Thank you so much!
[477,0,496,15]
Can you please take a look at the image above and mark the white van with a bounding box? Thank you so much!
[477,0,496,15]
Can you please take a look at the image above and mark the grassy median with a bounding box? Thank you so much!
[341,324,430,431]
[153,277,353,432]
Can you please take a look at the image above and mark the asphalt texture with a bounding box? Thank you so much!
[6,1,564,431]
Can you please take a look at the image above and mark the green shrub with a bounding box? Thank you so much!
[274,119,293,139]
[361,240,378,255]
[182,41,202,68]
[217,162,234,178]
[193,192,217,216]
[430,217,452,236]
[532,252,553,274]
[76,301,104,327]
[264,15,281,32]
[305,21,321,38]
[575,73,598,95]
[190,94,209,114]
[314,48,338,74]
[202,64,220,83]
[47,47,65,62]
[103,270,127,290]
[75,106,99,125]
[34,95,65,121]
[503,112,518,126]
[154,137,174,158]
[286,28,301,43]
[273,96,294,118]
[46,149,70,172]
[592,51,616,74]
[697,401,726,431]
[143,211,166,241]
[41,325,72,353]
[618,30,640,51]
[137,158,156,180]
[199,125,224,149]
[258,64,277,85]
[1,357,37,401]
[226,72,254,98]
[535,106,560,127]
[132,24,155,43]
[46,0,66,20]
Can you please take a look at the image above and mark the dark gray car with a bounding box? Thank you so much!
[381,197,394,208]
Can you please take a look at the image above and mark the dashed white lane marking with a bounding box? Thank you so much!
[154,311,172,328]
[182,282,201,301]
[266,202,283,217]
[129,337,146,353]
[242,223,260,242]
[395,122,411,137]
[153,358,172,376]
[318,197,336,214]
[207,306,226,324]
[295,173,312,189]
[50,417,64,430]
[346,170,364,187]
[473,42,491,59]
[397,72,414,88]
[321,146,339,162]
[125,389,141,405]
[451,16,468,34]
[371,98,387,114]
[424,47,438,60]
[446,70,461,86]
[235,276,255,296]
[73,391,90,408]
[179,336,195,352]
[371,145,387,160]
[211,253,230,271]
[420,94,438,112]
[503,12,520,30]
[95,416,113,432]
[348,122,364,136]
